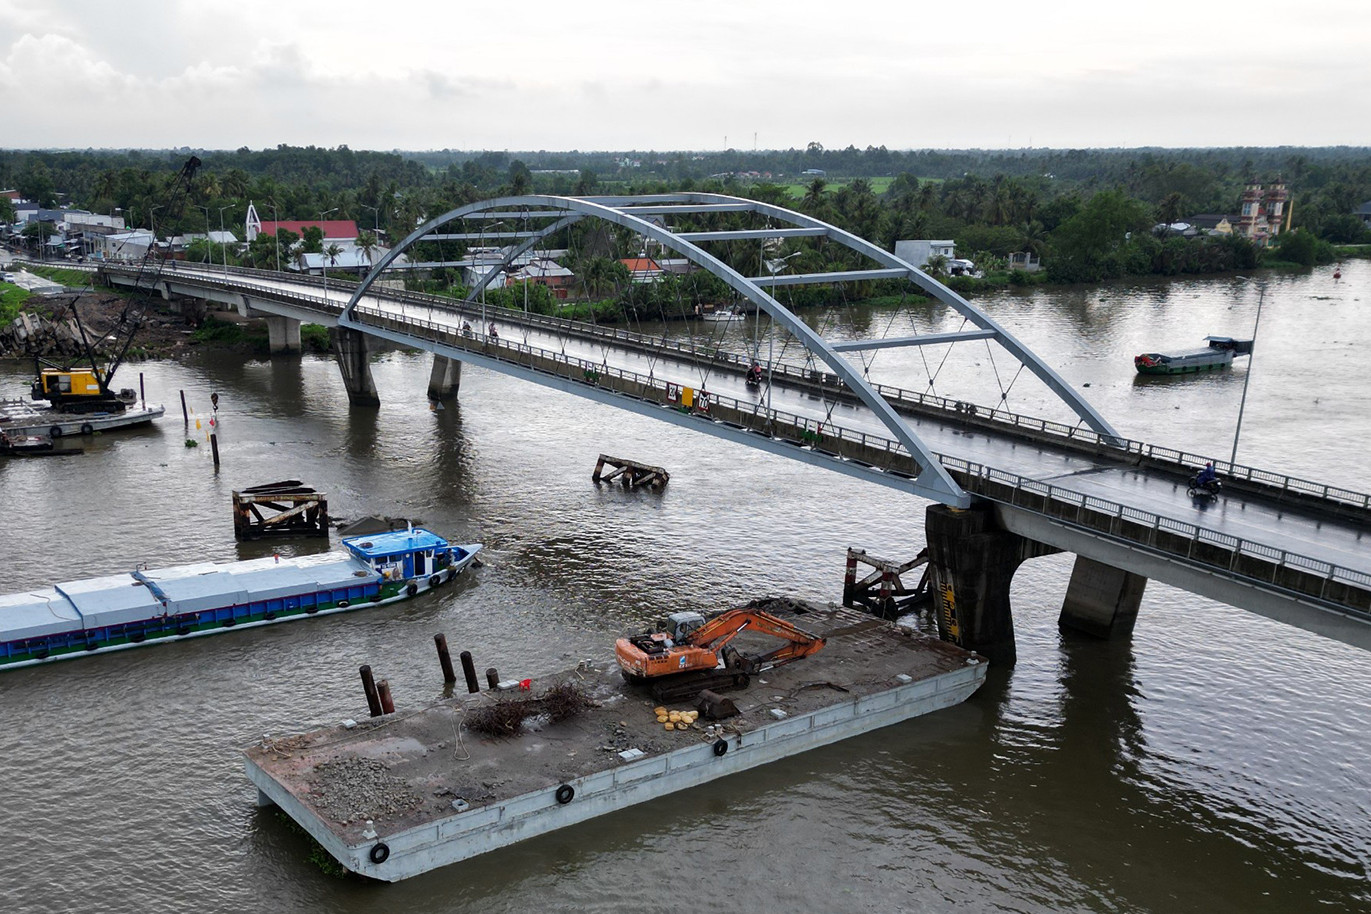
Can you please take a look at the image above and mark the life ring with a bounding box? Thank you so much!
[555,784,575,804]
[368,842,390,864]
[49,425,63,438]
[429,574,443,588]
[406,582,418,598]
[712,739,729,757]
[80,423,94,435]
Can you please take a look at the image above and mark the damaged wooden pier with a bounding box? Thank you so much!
[245,602,986,881]
[232,481,329,540]
[591,454,669,489]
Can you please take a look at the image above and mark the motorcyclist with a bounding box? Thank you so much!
[1194,462,1219,490]
[746,363,763,386]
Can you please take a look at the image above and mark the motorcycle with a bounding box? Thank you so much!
[1187,474,1222,500]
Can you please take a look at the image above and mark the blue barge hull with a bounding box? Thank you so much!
[0,528,481,670]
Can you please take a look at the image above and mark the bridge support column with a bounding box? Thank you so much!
[332,327,380,407]
[1059,556,1147,639]
[266,315,302,354]
[925,503,1057,666]
[427,355,461,401]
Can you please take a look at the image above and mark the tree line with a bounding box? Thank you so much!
[1,145,1365,289]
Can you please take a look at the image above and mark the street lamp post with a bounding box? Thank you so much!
[267,199,282,273]
[1230,281,1266,467]
[196,206,212,269]
[148,205,163,260]
[217,206,233,277]
[359,204,379,271]
[478,220,504,333]
[317,208,337,302]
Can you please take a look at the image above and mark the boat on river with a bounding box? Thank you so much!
[0,527,482,670]
[702,305,745,322]
[1134,336,1253,375]
[0,393,164,438]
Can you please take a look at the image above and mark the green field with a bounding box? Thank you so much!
[1,281,31,321]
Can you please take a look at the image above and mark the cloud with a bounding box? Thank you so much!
[1,0,1369,150]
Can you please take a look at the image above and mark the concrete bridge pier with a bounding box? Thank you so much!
[332,327,380,406]
[427,355,462,401]
[925,503,1059,666]
[1058,556,1147,639]
[266,315,302,354]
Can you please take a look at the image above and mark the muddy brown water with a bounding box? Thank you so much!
[0,264,1367,913]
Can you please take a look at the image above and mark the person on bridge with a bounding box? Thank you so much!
[1196,462,1218,487]
[746,363,763,386]
[461,320,473,335]
[487,322,498,339]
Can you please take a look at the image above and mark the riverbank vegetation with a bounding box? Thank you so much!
[3,145,1365,322]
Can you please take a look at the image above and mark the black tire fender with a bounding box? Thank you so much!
[49,425,63,438]
[429,574,442,588]
[406,582,418,598]
[368,842,390,864]
[555,784,575,804]
[80,423,94,435]
[336,600,349,608]
[712,738,729,757]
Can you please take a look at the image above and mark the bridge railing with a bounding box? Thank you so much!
[349,302,1371,620]
[98,262,1371,517]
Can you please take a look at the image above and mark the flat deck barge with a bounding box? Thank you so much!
[245,604,987,881]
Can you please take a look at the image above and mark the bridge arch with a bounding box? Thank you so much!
[341,194,1119,507]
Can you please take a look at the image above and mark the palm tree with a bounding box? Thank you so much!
[355,231,378,268]
[802,178,828,211]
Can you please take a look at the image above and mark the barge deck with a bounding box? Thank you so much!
[245,603,987,881]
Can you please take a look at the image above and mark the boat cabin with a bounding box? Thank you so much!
[33,368,102,402]
[342,528,451,582]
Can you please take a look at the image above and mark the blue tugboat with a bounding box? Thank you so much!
[0,528,481,671]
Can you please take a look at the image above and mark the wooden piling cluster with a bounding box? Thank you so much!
[231,481,329,541]
[359,633,499,717]
[842,547,932,619]
[592,454,670,489]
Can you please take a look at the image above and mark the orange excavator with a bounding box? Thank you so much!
[615,608,826,690]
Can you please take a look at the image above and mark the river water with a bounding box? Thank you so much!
[0,263,1367,913]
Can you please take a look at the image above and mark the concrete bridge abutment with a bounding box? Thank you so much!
[266,315,302,354]
[1058,556,1147,639]
[332,327,380,407]
[427,355,462,400]
[925,503,1062,666]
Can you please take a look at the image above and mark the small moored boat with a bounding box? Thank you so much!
[0,527,481,671]
[1134,336,1253,375]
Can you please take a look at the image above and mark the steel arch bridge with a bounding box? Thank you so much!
[341,193,1121,507]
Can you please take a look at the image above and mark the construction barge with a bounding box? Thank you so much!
[245,603,987,881]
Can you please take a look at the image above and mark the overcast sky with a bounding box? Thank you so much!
[3,0,1368,152]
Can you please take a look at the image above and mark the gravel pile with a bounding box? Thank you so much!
[308,757,423,825]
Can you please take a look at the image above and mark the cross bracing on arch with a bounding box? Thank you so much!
[341,194,1121,507]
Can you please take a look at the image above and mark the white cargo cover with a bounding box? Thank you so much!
[58,572,164,629]
[0,589,83,641]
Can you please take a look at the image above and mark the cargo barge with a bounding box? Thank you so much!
[0,396,165,438]
[0,528,481,670]
[245,604,986,882]
[1134,336,1253,375]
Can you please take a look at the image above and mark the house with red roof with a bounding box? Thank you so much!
[620,256,664,283]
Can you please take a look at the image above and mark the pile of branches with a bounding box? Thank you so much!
[465,682,595,737]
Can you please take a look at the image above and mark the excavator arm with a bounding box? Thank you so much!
[616,608,825,683]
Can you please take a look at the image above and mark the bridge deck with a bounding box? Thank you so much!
[101,263,1371,637]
